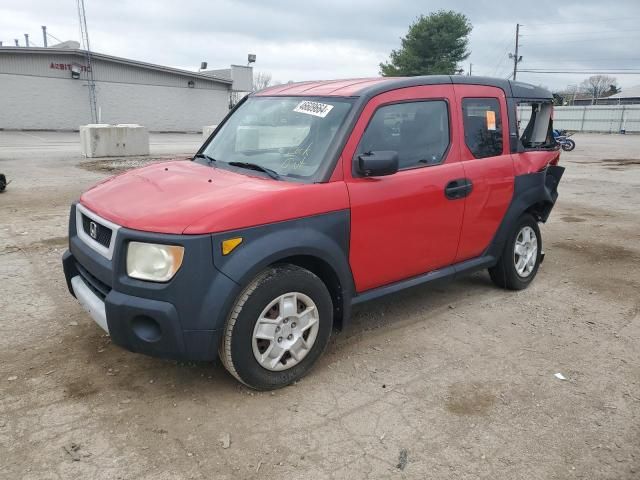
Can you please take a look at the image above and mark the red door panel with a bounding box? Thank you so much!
[453,85,515,262]
[342,85,466,293]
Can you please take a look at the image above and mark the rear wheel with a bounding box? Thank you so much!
[561,139,575,151]
[219,265,333,390]
[489,214,542,290]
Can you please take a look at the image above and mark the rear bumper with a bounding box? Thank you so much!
[62,203,241,362]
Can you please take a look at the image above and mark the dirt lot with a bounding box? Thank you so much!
[0,131,638,479]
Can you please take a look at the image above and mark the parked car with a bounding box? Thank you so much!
[63,76,564,390]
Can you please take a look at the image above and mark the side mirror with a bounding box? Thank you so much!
[357,151,399,177]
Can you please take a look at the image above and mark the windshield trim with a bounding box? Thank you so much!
[195,94,358,184]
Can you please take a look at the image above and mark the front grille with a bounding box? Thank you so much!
[81,214,113,248]
[76,262,111,300]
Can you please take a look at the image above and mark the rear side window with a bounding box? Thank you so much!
[462,98,503,158]
[357,100,450,169]
[517,101,554,149]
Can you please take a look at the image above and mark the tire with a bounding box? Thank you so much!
[219,264,333,390]
[489,214,542,290]
[561,139,575,152]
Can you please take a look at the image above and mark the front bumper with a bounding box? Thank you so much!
[62,203,241,362]
[70,274,108,333]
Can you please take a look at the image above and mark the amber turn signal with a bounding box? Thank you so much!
[221,237,243,255]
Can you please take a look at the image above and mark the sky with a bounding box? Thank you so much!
[2,0,640,92]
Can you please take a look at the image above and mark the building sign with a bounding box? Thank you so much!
[50,62,91,72]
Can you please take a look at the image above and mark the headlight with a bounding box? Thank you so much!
[126,242,184,282]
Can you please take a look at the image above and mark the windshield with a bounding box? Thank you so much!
[200,96,353,180]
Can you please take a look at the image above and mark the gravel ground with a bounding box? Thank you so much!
[0,132,638,480]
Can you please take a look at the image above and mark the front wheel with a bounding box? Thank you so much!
[489,214,542,290]
[561,139,575,151]
[219,265,333,390]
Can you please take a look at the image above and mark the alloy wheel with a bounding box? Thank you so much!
[514,226,538,277]
[251,292,320,371]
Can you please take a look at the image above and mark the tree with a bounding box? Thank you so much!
[552,93,565,106]
[380,11,472,77]
[579,75,618,104]
[253,72,272,92]
[608,84,621,95]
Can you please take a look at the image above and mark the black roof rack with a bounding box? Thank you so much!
[357,75,552,101]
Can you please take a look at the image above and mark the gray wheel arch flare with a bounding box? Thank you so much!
[210,210,355,330]
[485,165,565,260]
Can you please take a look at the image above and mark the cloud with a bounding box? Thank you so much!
[1,0,639,89]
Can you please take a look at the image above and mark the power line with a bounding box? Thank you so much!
[519,70,640,74]
[486,31,515,76]
[534,56,640,62]
[524,16,640,27]
[522,67,640,71]
[492,53,510,77]
[523,66,640,71]
[46,31,65,44]
[490,39,515,77]
[524,35,640,46]
[520,30,640,38]
[522,28,640,35]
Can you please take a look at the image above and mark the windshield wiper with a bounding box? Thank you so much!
[228,161,280,180]
[193,153,217,165]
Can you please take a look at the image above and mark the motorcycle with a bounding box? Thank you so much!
[553,129,576,152]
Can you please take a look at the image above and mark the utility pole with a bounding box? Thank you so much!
[509,23,523,80]
[469,63,473,76]
[42,26,48,48]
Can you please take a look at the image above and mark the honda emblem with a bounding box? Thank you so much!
[89,221,98,239]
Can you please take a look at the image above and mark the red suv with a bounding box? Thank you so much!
[63,76,564,390]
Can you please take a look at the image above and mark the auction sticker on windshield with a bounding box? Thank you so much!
[294,101,334,118]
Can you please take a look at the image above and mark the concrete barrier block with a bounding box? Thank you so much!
[202,125,218,141]
[80,124,150,158]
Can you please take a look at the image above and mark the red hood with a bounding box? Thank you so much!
[80,161,349,234]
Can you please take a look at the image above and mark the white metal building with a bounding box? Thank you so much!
[606,85,640,105]
[0,47,235,132]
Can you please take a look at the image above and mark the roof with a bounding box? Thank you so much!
[256,78,393,97]
[255,75,552,100]
[609,85,640,99]
[201,69,232,81]
[0,46,233,84]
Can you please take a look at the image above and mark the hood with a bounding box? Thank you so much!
[80,161,349,234]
